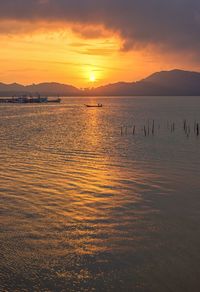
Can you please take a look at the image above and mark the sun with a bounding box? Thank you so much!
[89,72,96,82]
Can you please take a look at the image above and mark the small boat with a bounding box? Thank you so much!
[47,97,61,103]
[85,104,103,108]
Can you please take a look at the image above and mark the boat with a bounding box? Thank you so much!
[85,104,103,108]
[46,97,61,103]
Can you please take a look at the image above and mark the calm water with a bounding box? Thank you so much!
[1,96,200,292]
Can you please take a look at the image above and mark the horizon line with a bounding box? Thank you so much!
[0,68,199,89]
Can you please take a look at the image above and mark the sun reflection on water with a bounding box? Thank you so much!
[1,97,200,291]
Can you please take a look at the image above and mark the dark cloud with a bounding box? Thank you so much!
[0,0,200,53]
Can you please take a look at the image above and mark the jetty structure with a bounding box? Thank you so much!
[0,95,61,104]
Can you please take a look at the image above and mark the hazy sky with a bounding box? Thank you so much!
[0,0,200,87]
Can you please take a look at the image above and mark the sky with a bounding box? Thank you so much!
[0,0,200,87]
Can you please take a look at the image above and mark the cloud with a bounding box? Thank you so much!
[0,0,200,54]
[71,24,109,39]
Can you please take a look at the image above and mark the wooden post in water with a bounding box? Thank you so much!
[152,120,155,135]
[188,125,190,137]
[197,123,199,136]
[183,120,187,134]
[194,121,197,133]
[144,126,147,136]
[171,122,175,133]
[133,125,136,135]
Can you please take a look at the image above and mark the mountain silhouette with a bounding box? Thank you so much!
[0,82,80,97]
[88,69,200,96]
[1,69,200,96]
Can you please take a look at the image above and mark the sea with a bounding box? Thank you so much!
[1,96,200,292]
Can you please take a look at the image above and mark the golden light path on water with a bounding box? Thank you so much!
[1,96,200,291]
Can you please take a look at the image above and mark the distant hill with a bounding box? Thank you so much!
[26,83,80,96]
[1,69,200,96]
[0,82,80,97]
[89,69,200,96]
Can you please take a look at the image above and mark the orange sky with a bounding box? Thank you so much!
[0,21,199,88]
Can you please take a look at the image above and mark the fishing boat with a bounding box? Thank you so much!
[85,104,103,108]
[46,97,61,103]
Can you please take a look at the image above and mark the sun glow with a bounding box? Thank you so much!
[0,22,171,87]
[89,72,96,82]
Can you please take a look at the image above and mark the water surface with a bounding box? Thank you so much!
[1,96,200,292]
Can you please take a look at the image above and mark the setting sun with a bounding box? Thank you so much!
[89,72,96,82]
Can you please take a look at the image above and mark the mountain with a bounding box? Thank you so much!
[0,82,24,92]
[0,82,80,97]
[1,69,200,96]
[89,69,200,96]
[140,69,200,96]
[26,83,80,96]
